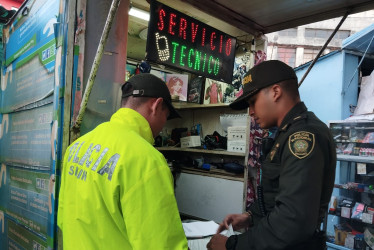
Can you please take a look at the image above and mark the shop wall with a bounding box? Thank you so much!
[0,0,68,248]
[295,51,359,124]
[341,52,360,119]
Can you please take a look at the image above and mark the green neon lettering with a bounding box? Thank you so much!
[214,58,220,75]
[180,45,187,66]
[188,49,194,68]
[194,50,201,70]
[202,53,207,73]
[171,42,179,63]
[208,56,213,74]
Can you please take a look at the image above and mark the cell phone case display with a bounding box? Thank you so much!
[327,121,374,250]
[331,122,374,157]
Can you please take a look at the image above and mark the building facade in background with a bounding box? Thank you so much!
[266,10,374,68]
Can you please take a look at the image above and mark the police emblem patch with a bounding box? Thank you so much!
[288,131,315,159]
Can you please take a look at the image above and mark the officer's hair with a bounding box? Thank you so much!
[277,79,300,100]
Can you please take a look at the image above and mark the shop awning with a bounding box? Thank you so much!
[182,0,374,35]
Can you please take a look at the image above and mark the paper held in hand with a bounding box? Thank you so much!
[182,221,219,238]
[182,221,236,239]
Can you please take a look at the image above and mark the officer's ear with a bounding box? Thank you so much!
[271,84,282,102]
[149,97,164,116]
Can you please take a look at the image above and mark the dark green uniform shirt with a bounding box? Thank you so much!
[236,102,336,249]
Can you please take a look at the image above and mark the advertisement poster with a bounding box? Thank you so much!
[0,104,53,169]
[0,164,54,241]
[204,78,231,104]
[0,212,48,250]
[166,74,188,101]
[187,76,205,104]
[0,0,59,113]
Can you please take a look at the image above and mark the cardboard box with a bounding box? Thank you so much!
[227,126,247,141]
[227,141,246,153]
[362,213,374,224]
[335,227,348,246]
[345,233,355,249]
[181,136,201,148]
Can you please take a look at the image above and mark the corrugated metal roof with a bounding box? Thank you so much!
[342,23,374,55]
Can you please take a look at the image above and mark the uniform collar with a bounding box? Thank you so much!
[110,108,155,145]
[278,102,307,132]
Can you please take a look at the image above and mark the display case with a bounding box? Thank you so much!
[156,102,251,222]
[327,120,374,250]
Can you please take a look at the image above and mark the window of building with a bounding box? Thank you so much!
[278,28,298,37]
[277,47,296,67]
[305,28,350,40]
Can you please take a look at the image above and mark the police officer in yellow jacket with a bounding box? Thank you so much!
[207,60,336,250]
[58,74,188,249]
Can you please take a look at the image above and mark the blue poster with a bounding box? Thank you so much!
[0,212,48,250]
[0,104,53,169]
[0,164,55,243]
[0,0,59,113]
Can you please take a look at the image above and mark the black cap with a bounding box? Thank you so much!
[230,60,297,110]
[122,73,181,119]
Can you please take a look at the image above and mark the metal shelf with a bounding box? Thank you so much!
[156,147,246,157]
[326,242,352,250]
[328,212,374,226]
[172,102,230,110]
[334,184,374,194]
[337,154,374,164]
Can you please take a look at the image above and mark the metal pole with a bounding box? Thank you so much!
[72,0,122,137]
[298,11,350,87]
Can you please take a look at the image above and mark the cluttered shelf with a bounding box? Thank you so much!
[328,212,374,227]
[337,154,374,164]
[156,147,246,157]
[179,166,244,182]
[172,102,230,110]
[334,184,374,194]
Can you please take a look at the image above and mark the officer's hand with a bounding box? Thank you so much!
[216,213,251,233]
[206,234,227,250]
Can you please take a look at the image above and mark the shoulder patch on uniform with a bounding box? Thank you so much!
[288,131,315,159]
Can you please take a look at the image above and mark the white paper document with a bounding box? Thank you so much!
[182,221,219,238]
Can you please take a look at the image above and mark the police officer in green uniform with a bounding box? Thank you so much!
[207,60,336,250]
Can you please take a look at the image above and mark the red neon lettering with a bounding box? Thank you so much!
[219,35,223,53]
[157,9,166,31]
[210,32,216,51]
[169,13,177,35]
[191,23,198,43]
[225,39,232,56]
[201,28,206,46]
[179,18,187,40]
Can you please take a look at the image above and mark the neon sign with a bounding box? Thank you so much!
[146,1,236,83]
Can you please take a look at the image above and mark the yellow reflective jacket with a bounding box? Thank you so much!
[57,108,188,249]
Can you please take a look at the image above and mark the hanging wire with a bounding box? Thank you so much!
[342,31,374,96]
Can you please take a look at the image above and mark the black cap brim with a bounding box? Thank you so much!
[229,88,259,110]
[164,101,181,120]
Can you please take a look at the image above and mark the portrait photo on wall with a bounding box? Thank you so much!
[187,76,205,104]
[204,78,232,104]
[166,74,188,101]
